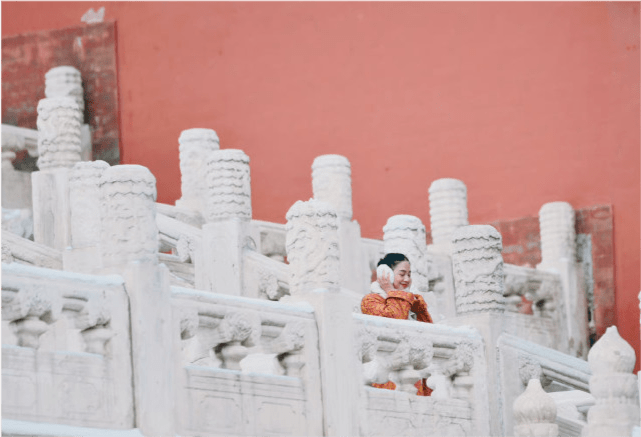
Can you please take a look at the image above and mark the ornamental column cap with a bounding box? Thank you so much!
[383,215,425,233]
[312,154,351,171]
[587,325,636,374]
[428,178,467,193]
[513,379,557,425]
[178,128,220,145]
[99,164,157,200]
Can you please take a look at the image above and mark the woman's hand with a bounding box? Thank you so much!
[411,294,428,313]
[378,271,394,293]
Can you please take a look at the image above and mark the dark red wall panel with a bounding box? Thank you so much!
[2,21,120,165]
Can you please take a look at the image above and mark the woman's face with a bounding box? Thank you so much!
[393,261,412,290]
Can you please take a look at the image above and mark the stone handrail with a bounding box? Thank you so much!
[1,262,134,428]
[171,285,316,371]
[170,285,324,436]
[354,313,490,436]
[503,264,562,316]
[243,249,290,300]
[497,333,591,436]
[250,219,287,260]
[2,124,39,157]
[2,231,62,269]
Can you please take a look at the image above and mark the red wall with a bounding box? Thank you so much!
[3,2,639,361]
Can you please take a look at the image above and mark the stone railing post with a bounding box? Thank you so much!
[31,97,82,250]
[449,224,506,436]
[383,214,429,293]
[175,128,220,217]
[311,154,369,293]
[98,164,175,436]
[45,66,84,114]
[451,225,506,315]
[44,66,91,161]
[199,149,252,294]
[585,326,639,437]
[285,199,360,436]
[63,160,109,273]
[537,201,589,358]
[513,379,558,437]
[428,178,468,254]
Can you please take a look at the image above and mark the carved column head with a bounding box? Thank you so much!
[538,201,576,267]
[69,160,110,248]
[513,379,558,437]
[177,128,220,213]
[588,325,636,374]
[99,165,158,267]
[45,66,84,114]
[586,326,639,437]
[203,149,251,222]
[428,178,468,250]
[451,225,506,314]
[36,97,82,170]
[383,215,428,292]
[311,154,353,221]
[285,199,340,295]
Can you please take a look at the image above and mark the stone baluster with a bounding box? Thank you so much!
[383,214,429,293]
[585,326,639,437]
[63,160,110,273]
[430,341,475,401]
[451,225,506,314]
[513,379,559,437]
[74,293,112,355]
[312,154,369,293]
[31,97,83,250]
[45,66,91,161]
[97,164,175,436]
[537,201,588,358]
[209,311,261,370]
[262,320,307,376]
[176,128,220,217]
[199,149,252,294]
[428,178,468,254]
[388,333,433,395]
[1,285,62,348]
[285,198,359,436]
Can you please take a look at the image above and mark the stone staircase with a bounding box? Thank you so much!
[1,66,639,437]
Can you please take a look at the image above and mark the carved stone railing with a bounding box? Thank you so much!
[171,286,323,436]
[2,231,63,269]
[502,264,565,349]
[497,333,592,436]
[243,250,290,300]
[354,314,490,437]
[249,219,287,261]
[1,262,134,429]
[155,208,203,287]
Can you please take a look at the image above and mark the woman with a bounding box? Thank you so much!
[361,253,433,396]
